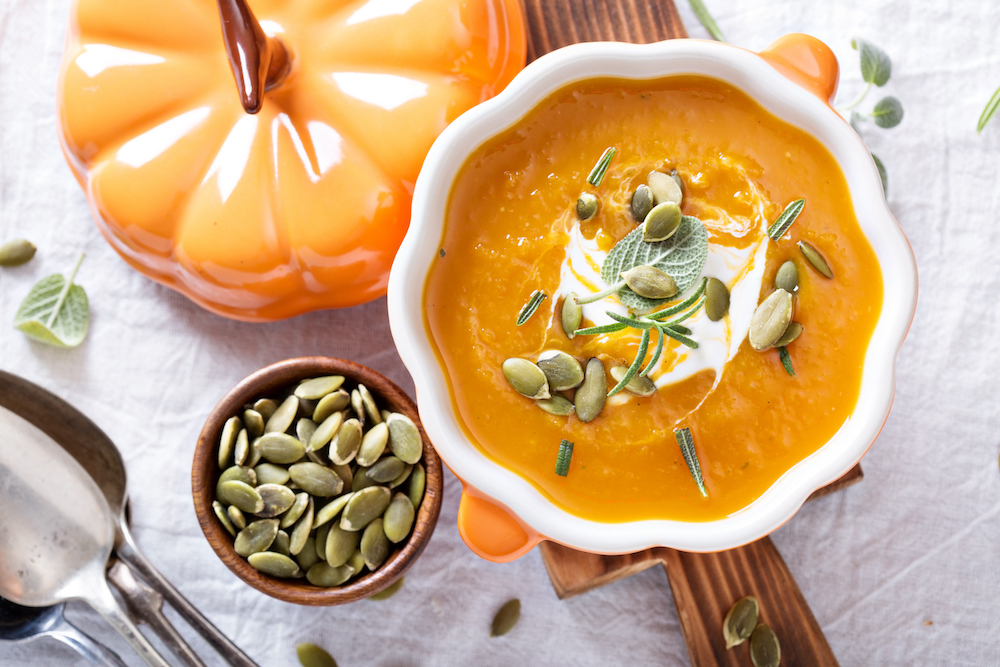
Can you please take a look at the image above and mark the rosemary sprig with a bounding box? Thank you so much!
[555,439,574,477]
[766,199,805,240]
[778,347,795,376]
[605,310,656,330]
[574,321,628,336]
[586,147,617,186]
[978,85,1000,134]
[608,328,650,398]
[641,326,666,377]
[515,290,547,326]
[658,323,699,349]
[647,279,707,321]
[674,427,707,497]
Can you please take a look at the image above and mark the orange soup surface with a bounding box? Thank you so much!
[424,76,883,522]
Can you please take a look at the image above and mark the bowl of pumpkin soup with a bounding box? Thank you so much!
[387,35,917,557]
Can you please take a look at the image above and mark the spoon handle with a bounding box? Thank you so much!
[86,578,172,667]
[48,616,130,667]
[118,525,260,667]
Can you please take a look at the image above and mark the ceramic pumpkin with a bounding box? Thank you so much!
[57,0,526,321]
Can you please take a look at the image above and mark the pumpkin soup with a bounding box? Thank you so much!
[424,76,883,523]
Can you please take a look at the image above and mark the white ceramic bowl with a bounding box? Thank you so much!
[388,35,917,556]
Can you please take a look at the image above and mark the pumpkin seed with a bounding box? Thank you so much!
[669,169,685,196]
[313,390,349,423]
[750,624,780,667]
[280,492,310,529]
[256,483,297,518]
[574,358,607,423]
[749,289,793,351]
[306,449,328,466]
[296,418,318,447]
[248,551,300,578]
[491,599,521,637]
[253,399,277,421]
[254,463,290,486]
[774,260,798,292]
[385,413,422,464]
[351,389,365,426]
[271,530,291,557]
[307,411,342,452]
[705,277,730,321]
[246,438,263,468]
[289,462,343,497]
[798,241,833,278]
[296,643,338,667]
[502,358,550,400]
[388,464,414,489]
[217,480,264,514]
[217,465,256,490]
[774,321,803,347]
[408,464,426,509]
[314,523,331,562]
[631,184,654,222]
[255,432,305,464]
[383,492,415,543]
[296,537,319,571]
[306,562,354,587]
[264,395,299,434]
[358,384,383,425]
[289,497,314,555]
[314,493,353,528]
[218,416,242,468]
[576,192,599,221]
[234,519,279,557]
[352,466,378,492]
[648,170,683,206]
[233,428,249,466]
[341,486,391,531]
[642,202,682,242]
[368,456,406,483]
[325,524,361,567]
[560,293,582,339]
[369,577,404,601]
[227,505,247,530]
[0,239,37,267]
[360,518,390,570]
[242,409,264,439]
[609,366,656,397]
[621,265,678,298]
[356,422,389,467]
[723,596,759,649]
[295,376,345,400]
[347,550,366,577]
[536,350,585,391]
[330,419,363,465]
[331,463,353,488]
[380,410,392,423]
[536,395,574,416]
[212,501,236,537]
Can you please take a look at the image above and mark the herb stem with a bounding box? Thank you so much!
[575,279,627,305]
[641,327,665,377]
[46,253,85,329]
[608,328,649,398]
[978,85,1000,134]
[687,0,725,42]
[839,81,872,112]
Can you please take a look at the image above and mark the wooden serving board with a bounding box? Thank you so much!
[519,1,857,664]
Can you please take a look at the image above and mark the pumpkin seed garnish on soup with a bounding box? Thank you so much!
[576,193,599,221]
[798,240,834,278]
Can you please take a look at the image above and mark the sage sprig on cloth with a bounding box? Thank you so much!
[14,254,90,348]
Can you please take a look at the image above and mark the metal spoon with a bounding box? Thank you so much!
[0,596,128,667]
[0,370,259,667]
[0,404,170,667]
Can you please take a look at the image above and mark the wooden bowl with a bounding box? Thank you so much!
[191,357,442,605]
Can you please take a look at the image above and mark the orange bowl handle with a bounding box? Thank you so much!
[457,486,541,562]
[759,33,840,105]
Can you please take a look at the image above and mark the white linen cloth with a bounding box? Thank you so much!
[1,0,998,664]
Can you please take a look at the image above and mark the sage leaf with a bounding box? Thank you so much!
[977,85,1000,134]
[687,0,725,42]
[872,153,888,195]
[871,96,903,128]
[766,199,805,240]
[14,254,89,348]
[852,38,891,86]
[598,216,709,311]
[674,427,707,497]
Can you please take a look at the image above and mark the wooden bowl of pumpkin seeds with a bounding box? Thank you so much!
[192,357,442,605]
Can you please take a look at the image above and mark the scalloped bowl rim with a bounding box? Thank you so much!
[387,38,917,554]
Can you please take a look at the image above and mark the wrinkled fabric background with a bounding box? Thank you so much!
[1,0,997,665]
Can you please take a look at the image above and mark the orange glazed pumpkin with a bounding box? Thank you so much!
[57,0,525,321]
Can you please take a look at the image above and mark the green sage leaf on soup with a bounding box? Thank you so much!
[852,38,891,86]
[675,427,707,497]
[14,254,89,348]
[871,96,903,128]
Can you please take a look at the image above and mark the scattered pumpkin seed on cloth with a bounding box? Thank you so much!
[212,375,425,589]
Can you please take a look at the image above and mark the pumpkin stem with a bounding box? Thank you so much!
[216,0,290,114]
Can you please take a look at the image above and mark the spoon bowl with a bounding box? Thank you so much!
[0,596,128,667]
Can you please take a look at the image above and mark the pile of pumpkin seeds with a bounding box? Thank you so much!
[723,595,781,667]
[211,375,426,587]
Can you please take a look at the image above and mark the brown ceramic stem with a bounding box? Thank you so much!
[216,0,289,114]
